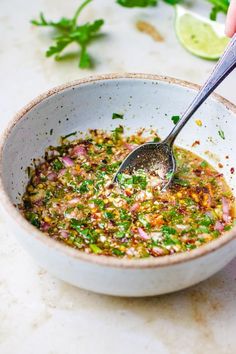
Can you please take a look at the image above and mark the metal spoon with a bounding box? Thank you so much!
[114,34,236,190]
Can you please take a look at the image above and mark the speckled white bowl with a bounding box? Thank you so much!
[0,74,236,297]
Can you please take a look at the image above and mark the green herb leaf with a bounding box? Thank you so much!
[173,177,190,187]
[224,225,232,231]
[200,160,208,168]
[115,231,126,238]
[91,198,105,210]
[117,221,131,231]
[112,125,124,141]
[138,214,150,228]
[162,0,182,4]
[26,212,40,228]
[112,113,124,120]
[52,158,64,171]
[112,248,125,256]
[133,174,148,189]
[161,225,178,246]
[117,172,147,190]
[31,0,104,69]
[79,179,93,193]
[171,115,180,125]
[119,208,131,220]
[90,244,102,254]
[218,129,225,140]
[27,167,33,178]
[199,215,213,226]
[117,0,157,7]
[161,225,176,235]
[71,219,95,240]
[104,211,115,220]
[106,146,113,154]
[206,0,229,17]
[197,225,210,234]
[163,208,183,223]
[61,131,77,140]
[209,6,218,20]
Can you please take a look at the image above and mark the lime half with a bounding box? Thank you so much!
[175,5,230,60]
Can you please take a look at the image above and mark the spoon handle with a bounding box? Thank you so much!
[165,33,236,146]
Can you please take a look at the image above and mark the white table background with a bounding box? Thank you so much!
[1,1,236,353]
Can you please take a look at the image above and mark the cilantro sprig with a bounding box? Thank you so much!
[207,0,229,20]
[117,0,157,7]
[31,0,104,69]
[116,0,229,20]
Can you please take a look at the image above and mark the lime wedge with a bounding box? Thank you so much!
[175,5,230,60]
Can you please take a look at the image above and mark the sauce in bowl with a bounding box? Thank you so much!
[19,127,235,258]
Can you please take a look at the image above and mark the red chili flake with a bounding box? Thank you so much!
[192,140,200,147]
[230,167,235,174]
[218,163,223,169]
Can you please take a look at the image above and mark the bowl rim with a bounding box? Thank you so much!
[0,72,236,269]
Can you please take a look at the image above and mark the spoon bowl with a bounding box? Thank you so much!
[114,142,176,190]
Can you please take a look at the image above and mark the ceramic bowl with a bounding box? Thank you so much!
[0,74,236,297]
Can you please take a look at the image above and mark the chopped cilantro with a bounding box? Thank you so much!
[117,0,157,7]
[27,167,33,178]
[112,126,124,141]
[106,146,113,154]
[79,179,93,193]
[112,248,125,256]
[132,174,148,189]
[77,203,85,210]
[114,231,126,238]
[90,244,102,254]
[138,214,150,228]
[171,115,180,125]
[199,215,213,226]
[224,225,232,231]
[117,172,147,190]
[71,219,95,241]
[163,0,182,4]
[26,212,40,228]
[161,225,176,235]
[104,211,115,220]
[112,113,124,119]
[52,158,64,171]
[119,208,130,220]
[117,221,131,231]
[173,177,190,187]
[161,226,178,245]
[218,129,225,140]
[200,160,208,168]
[91,199,105,210]
[61,131,77,140]
[197,225,210,234]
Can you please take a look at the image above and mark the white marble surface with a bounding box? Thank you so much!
[1,1,236,353]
